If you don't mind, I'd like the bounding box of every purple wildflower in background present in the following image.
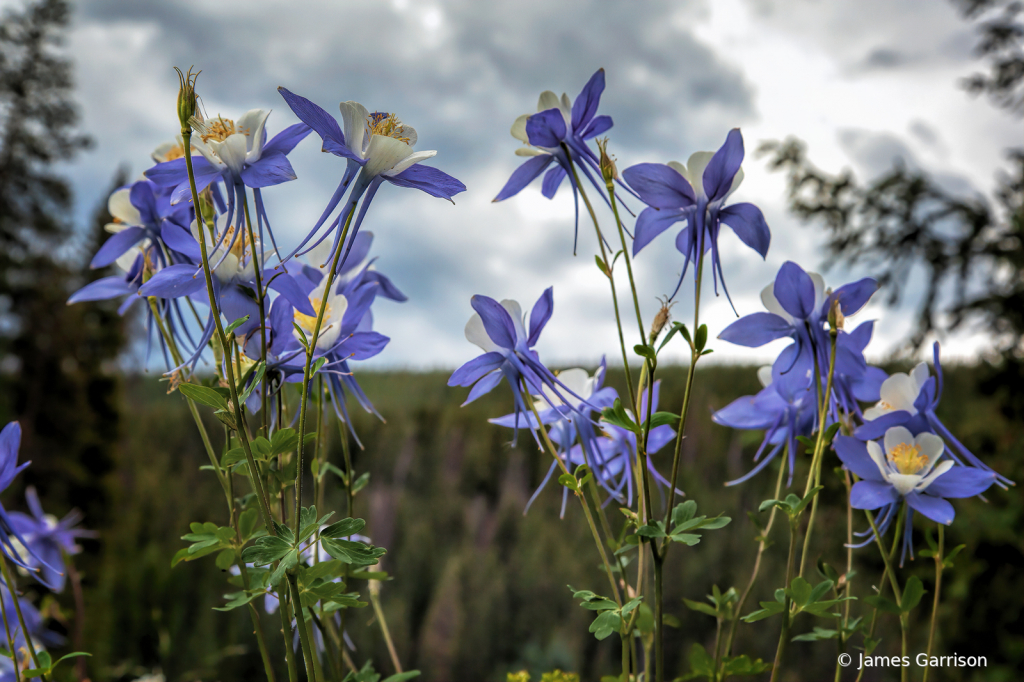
[622,129,770,302]
[0,423,57,577]
[9,487,94,592]
[835,426,997,564]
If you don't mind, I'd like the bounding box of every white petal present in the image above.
[236,109,271,161]
[537,90,560,112]
[500,299,526,341]
[883,426,915,456]
[863,404,887,421]
[108,188,141,226]
[917,459,954,492]
[400,122,418,148]
[557,368,592,398]
[685,151,715,198]
[105,222,126,234]
[339,101,370,158]
[314,292,349,351]
[878,373,920,414]
[191,136,223,168]
[514,147,546,157]
[511,114,529,143]
[363,135,414,177]
[915,432,945,472]
[115,246,142,273]
[725,166,745,198]
[212,134,249,176]
[757,365,773,388]
[760,283,794,323]
[386,149,436,176]
[305,239,335,270]
[151,141,176,163]
[866,440,890,478]
[465,313,499,353]
[888,473,921,497]
[911,362,931,390]
[666,161,687,177]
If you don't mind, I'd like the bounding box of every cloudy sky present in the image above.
[47,0,1020,370]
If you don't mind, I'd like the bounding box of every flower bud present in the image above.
[175,66,200,132]
[596,137,618,184]
[828,297,845,333]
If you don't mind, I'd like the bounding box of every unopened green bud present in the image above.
[175,66,200,132]
[596,137,618,184]
[827,296,844,333]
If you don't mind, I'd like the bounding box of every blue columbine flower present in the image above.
[448,288,593,445]
[8,487,94,593]
[493,69,623,253]
[835,426,997,564]
[145,110,311,257]
[713,366,818,487]
[855,342,1013,488]
[621,129,770,302]
[88,179,190,270]
[0,423,58,577]
[718,261,878,402]
[277,88,466,270]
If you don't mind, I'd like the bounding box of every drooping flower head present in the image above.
[448,288,594,446]
[277,88,465,271]
[855,342,1013,488]
[835,426,997,564]
[622,129,770,304]
[494,69,627,253]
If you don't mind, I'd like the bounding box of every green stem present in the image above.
[723,457,787,663]
[798,329,839,578]
[288,574,319,682]
[0,560,45,681]
[769,519,799,682]
[605,173,647,346]
[369,578,404,674]
[0,579,21,682]
[181,130,276,537]
[526,391,623,607]
[294,199,358,533]
[279,593,299,682]
[240,189,270,435]
[565,150,638,413]
[866,507,908,682]
[923,524,944,682]
[654,556,665,682]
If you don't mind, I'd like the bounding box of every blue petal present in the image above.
[541,166,566,199]
[161,222,201,261]
[337,331,389,361]
[462,370,503,406]
[773,261,816,320]
[850,480,899,510]
[138,263,205,299]
[387,164,467,201]
[129,180,159,225]
[719,202,770,258]
[571,68,605,131]
[719,312,793,347]
[268,272,316,316]
[827,278,877,317]
[241,152,297,188]
[834,436,885,481]
[527,287,554,346]
[170,164,220,204]
[525,108,567,148]
[702,128,744,201]
[712,393,779,430]
[144,157,187,187]
[925,466,996,498]
[493,155,553,202]
[621,163,695,209]
[632,207,685,255]
[905,492,955,525]
[0,422,22,485]
[471,295,518,348]
[67,277,133,304]
[448,352,506,387]
[277,87,357,160]
[90,226,145,268]
[263,122,312,156]
[854,411,911,440]
[580,115,612,140]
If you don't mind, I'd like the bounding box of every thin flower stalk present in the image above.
[923,524,944,682]
[240,191,271,432]
[768,516,799,682]
[287,574,319,682]
[0,559,45,682]
[867,505,909,682]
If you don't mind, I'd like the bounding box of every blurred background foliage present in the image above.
[0,0,1020,681]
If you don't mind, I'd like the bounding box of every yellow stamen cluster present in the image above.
[201,116,237,143]
[878,400,894,411]
[219,225,250,260]
[163,143,186,161]
[294,296,331,335]
[888,442,928,475]
[367,112,411,143]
